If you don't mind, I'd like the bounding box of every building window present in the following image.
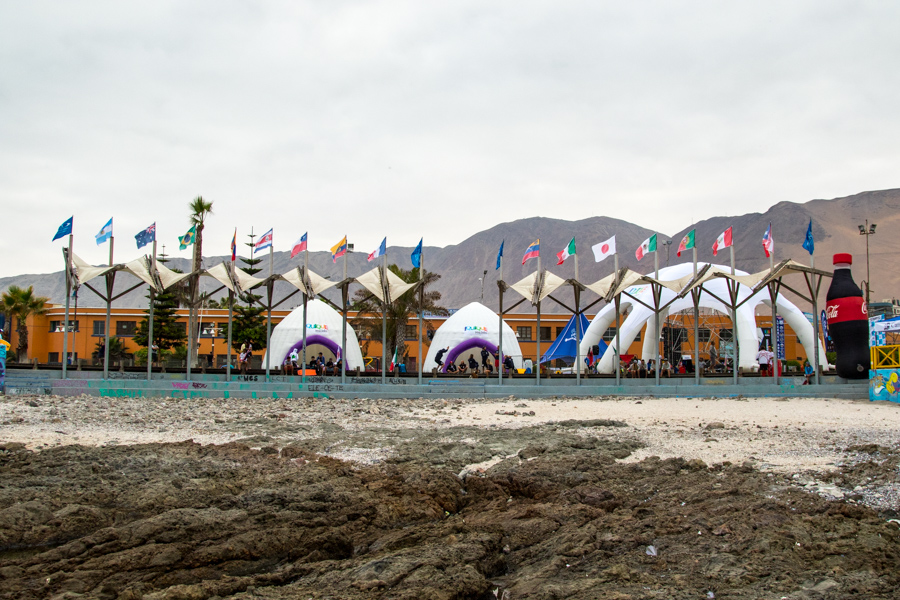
[50,320,79,332]
[555,326,565,339]
[200,323,220,337]
[93,321,105,336]
[48,352,59,363]
[405,325,417,339]
[719,329,734,341]
[698,328,711,343]
[540,327,552,342]
[218,322,229,337]
[116,321,137,337]
[516,326,532,340]
[602,327,617,342]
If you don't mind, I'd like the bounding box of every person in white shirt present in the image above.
[756,346,770,376]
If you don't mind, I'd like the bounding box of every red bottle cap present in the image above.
[833,253,853,266]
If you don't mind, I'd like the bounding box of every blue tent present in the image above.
[539,313,605,364]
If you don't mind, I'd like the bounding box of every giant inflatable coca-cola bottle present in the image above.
[825,253,870,379]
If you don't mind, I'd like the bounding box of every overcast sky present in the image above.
[2,1,898,277]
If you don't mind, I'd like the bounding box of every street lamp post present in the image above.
[479,269,487,303]
[858,220,877,310]
[662,240,673,267]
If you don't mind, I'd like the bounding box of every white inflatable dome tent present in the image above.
[579,262,828,374]
[263,298,365,370]
[422,302,525,373]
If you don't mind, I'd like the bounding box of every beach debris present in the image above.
[646,545,657,556]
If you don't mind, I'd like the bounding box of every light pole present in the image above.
[662,240,673,267]
[858,220,876,310]
[479,269,487,303]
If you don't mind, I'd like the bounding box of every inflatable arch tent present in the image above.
[579,262,828,374]
[422,302,525,373]
[264,298,365,370]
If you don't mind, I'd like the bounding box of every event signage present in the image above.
[775,316,785,360]
[307,324,328,331]
[464,326,487,332]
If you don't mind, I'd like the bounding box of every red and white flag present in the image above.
[290,232,307,259]
[591,235,616,263]
[762,223,774,258]
[712,227,733,256]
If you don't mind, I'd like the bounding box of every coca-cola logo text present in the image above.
[826,305,839,319]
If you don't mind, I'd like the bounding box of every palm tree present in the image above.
[187,196,213,366]
[0,285,50,362]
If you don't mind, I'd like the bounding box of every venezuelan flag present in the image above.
[522,239,540,265]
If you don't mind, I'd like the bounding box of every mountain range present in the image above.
[3,188,898,314]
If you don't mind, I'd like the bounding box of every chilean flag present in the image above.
[290,232,308,258]
[762,223,774,258]
[254,228,273,254]
[522,239,540,265]
[712,227,733,256]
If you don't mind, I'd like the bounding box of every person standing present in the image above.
[480,346,490,373]
[756,345,770,376]
[435,346,449,369]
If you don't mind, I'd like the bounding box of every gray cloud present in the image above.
[1,0,898,276]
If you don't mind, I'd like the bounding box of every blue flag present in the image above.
[802,219,814,255]
[95,218,113,245]
[496,240,504,270]
[52,216,73,241]
[135,223,156,249]
[411,238,423,269]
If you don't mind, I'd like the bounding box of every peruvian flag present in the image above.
[591,235,616,263]
[635,233,657,261]
[712,227,733,256]
[556,237,576,265]
[762,223,774,258]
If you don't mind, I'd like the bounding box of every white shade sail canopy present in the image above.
[263,298,364,370]
[422,302,524,373]
[579,262,828,373]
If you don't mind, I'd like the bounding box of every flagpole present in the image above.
[301,248,308,384]
[382,252,387,385]
[62,232,73,378]
[693,246,700,386]
[654,242,660,384]
[730,244,738,385]
[265,242,273,382]
[341,236,348,382]
[498,249,503,387]
[417,241,423,386]
[103,233,114,379]
[769,231,779,385]
[148,238,157,381]
[574,250,580,386]
[226,252,233,381]
[614,252,620,386]
[536,252,541,387]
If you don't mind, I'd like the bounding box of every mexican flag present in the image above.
[712,227,733,256]
[676,229,695,257]
[635,233,657,261]
[389,346,399,371]
[556,237,576,265]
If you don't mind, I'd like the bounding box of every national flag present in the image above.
[290,232,307,259]
[676,229,695,257]
[411,238,423,268]
[802,219,814,255]
[135,223,156,249]
[762,223,774,258]
[331,236,348,263]
[52,216,73,241]
[522,239,540,265]
[556,237,576,265]
[390,346,400,371]
[635,234,657,261]
[712,227,733,256]
[591,235,616,263]
[368,237,387,262]
[178,225,196,250]
[254,228,273,254]
[95,218,113,245]
[231,229,237,261]
[495,240,504,270]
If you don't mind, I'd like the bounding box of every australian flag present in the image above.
[135,223,156,249]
